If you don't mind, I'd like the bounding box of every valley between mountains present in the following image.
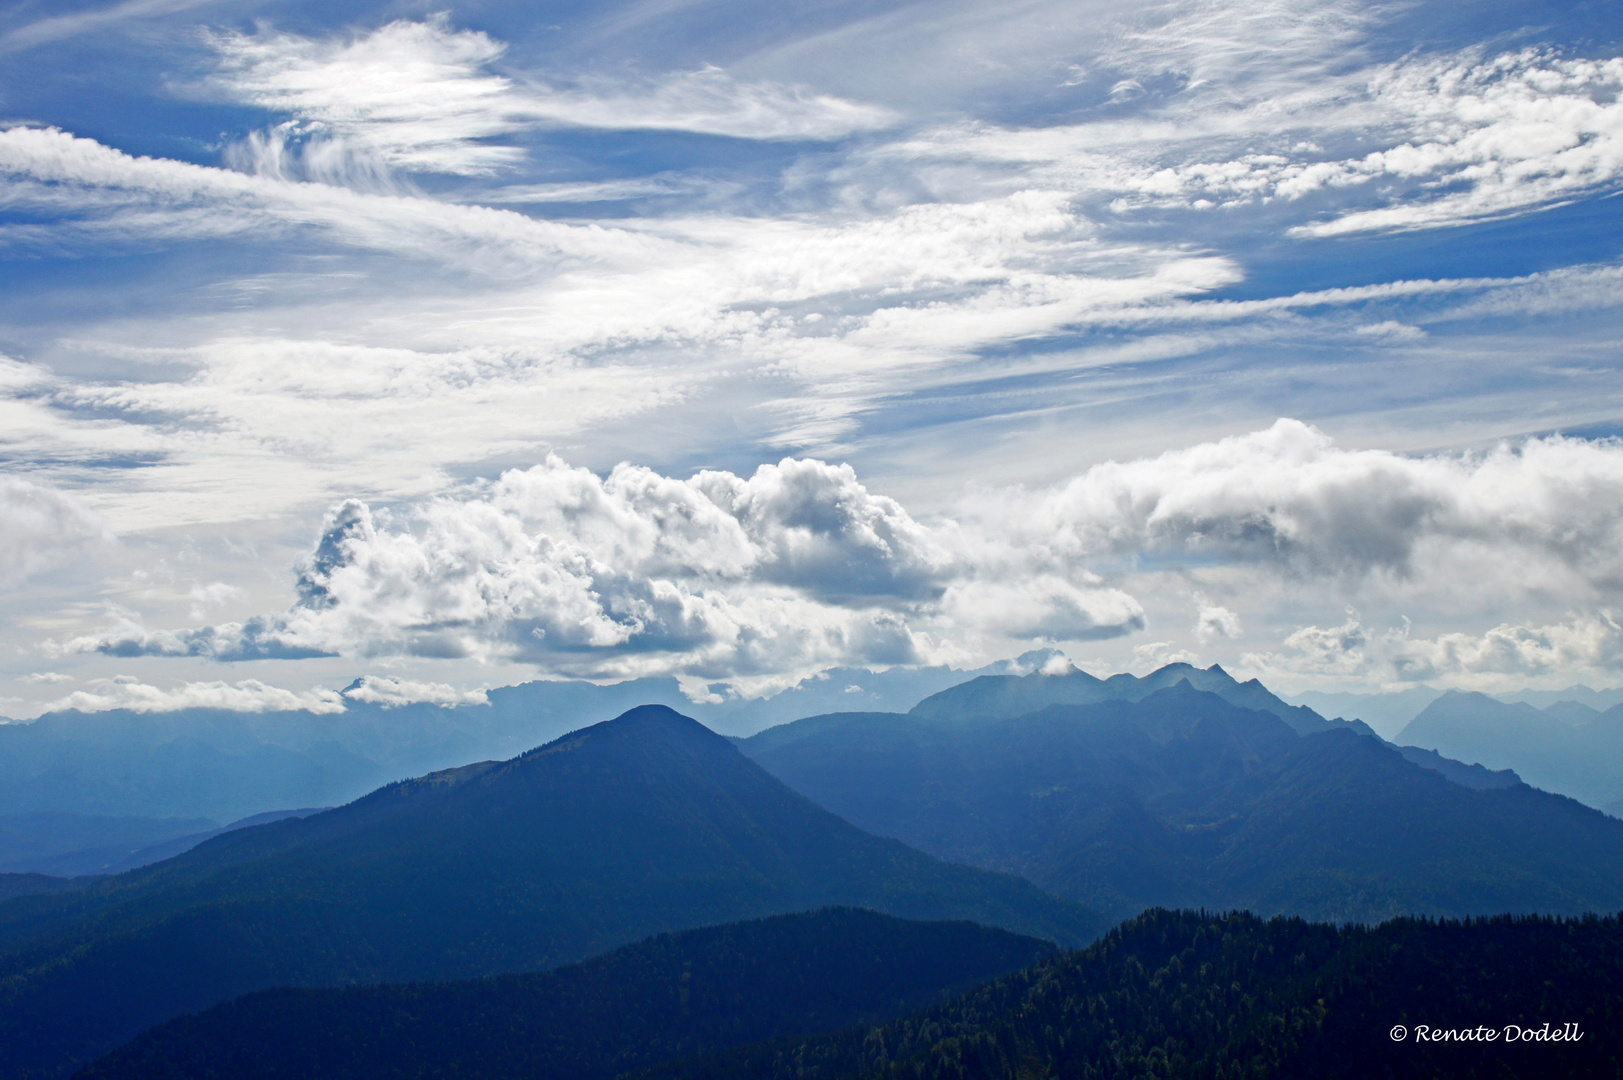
[2,663,1619,1079]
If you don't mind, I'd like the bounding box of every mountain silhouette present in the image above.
[740,683,1623,920]
[77,908,1054,1080]
[0,705,1098,1080]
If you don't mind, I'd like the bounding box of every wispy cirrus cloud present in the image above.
[0,0,222,55]
[877,47,1623,236]
[206,17,897,184]
[0,124,662,268]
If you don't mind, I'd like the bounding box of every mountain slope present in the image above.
[78,908,1053,1080]
[642,909,1623,1080]
[1399,690,1623,808]
[738,684,1623,920]
[0,705,1099,1080]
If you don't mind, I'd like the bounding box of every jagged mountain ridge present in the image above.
[739,682,1623,921]
[0,705,1098,1080]
[906,660,1354,736]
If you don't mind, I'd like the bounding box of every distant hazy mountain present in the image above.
[1398,690,1623,809]
[0,812,214,876]
[1497,685,1623,712]
[0,705,1098,1080]
[79,908,1052,1080]
[644,909,1623,1080]
[739,682,1623,921]
[1285,685,1623,741]
[0,660,1021,826]
[1285,686,1446,739]
[0,808,324,877]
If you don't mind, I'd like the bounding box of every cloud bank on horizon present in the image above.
[0,0,1620,714]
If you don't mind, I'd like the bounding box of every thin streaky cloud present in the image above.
[0,0,223,54]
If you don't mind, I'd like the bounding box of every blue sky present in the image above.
[2,0,1623,716]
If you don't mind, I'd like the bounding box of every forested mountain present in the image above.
[642,909,1622,1080]
[739,683,1623,920]
[1399,690,1623,809]
[77,908,1052,1080]
[0,706,1098,1080]
[0,874,85,902]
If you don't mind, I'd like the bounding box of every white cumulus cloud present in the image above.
[61,454,1142,691]
[1000,419,1623,587]
[45,422,1623,693]
[339,675,489,708]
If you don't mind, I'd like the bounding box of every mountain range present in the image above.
[4,657,1616,874]
[7,662,1623,1078]
[0,658,1026,863]
[739,669,1623,921]
[0,705,1098,1080]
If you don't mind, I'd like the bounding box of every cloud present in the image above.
[0,124,662,270]
[52,421,1623,691]
[1195,602,1242,642]
[1132,640,1199,670]
[210,18,527,179]
[885,45,1623,236]
[339,676,488,708]
[1291,50,1623,235]
[188,581,243,620]
[62,454,1141,691]
[514,65,898,141]
[0,0,220,55]
[938,577,1145,641]
[1002,419,1623,587]
[206,17,895,182]
[0,475,111,586]
[45,676,345,715]
[1244,610,1623,688]
[0,127,1250,530]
